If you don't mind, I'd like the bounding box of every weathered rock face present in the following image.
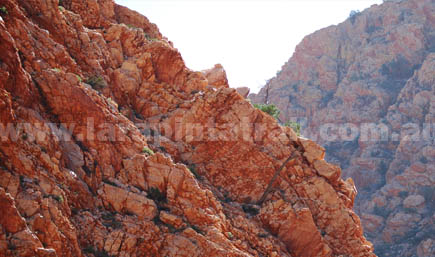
[250,0,434,256]
[0,0,375,256]
[201,64,229,89]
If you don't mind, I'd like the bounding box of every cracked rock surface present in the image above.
[0,0,375,256]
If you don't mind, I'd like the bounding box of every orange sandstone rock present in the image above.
[0,0,376,256]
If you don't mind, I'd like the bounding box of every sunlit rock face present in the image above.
[0,0,377,256]
[250,0,434,255]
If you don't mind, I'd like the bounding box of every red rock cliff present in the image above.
[250,0,434,256]
[0,0,375,256]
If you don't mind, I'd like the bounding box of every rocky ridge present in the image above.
[0,0,375,256]
[250,0,434,256]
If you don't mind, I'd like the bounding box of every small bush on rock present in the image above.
[253,104,280,120]
[85,75,106,90]
[285,121,301,136]
[142,146,154,155]
[0,6,8,15]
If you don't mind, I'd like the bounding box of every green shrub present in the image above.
[285,121,301,136]
[144,33,159,42]
[107,97,117,107]
[142,146,154,155]
[51,194,64,203]
[0,6,8,15]
[253,104,280,120]
[85,75,106,90]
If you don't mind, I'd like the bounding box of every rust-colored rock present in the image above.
[0,188,26,234]
[0,0,375,256]
[313,159,341,184]
[202,63,229,88]
[300,138,325,164]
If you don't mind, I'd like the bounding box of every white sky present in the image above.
[115,0,382,93]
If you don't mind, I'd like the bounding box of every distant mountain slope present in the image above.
[250,0,434,256]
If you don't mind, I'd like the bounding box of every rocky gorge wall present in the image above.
[250,0,434,256]
[0,0,376,256]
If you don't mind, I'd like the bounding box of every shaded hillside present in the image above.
[250,0,434,256]
[0,0,376,256]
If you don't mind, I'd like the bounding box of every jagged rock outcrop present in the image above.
[236,87,250,99]
[201,64,229,89]
[0,0,375,256]
[250,0,434,256]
